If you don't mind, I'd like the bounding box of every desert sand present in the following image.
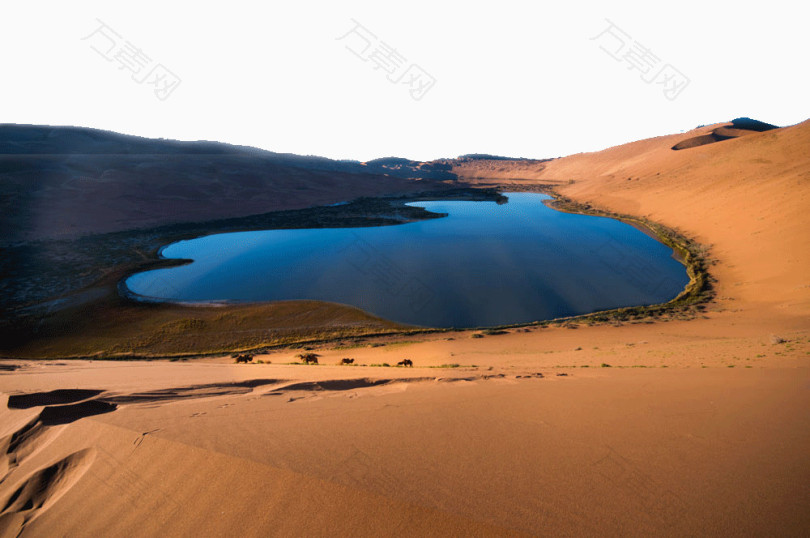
[1,119,809,536]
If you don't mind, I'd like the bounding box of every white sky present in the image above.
[2,1,807,162]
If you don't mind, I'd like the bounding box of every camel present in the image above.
[298,353,319,365]
[340,358,355,365]
[397,359,413,367]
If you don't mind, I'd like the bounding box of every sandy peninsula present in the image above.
[1,119,809,536]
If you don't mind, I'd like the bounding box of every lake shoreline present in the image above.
[123,189,701,330]
[1,188,497,358]
[3,185,712,359]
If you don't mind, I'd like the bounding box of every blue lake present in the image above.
[124,193,689,328]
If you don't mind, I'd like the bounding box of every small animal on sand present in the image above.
[233,354,254,364]
[298,353,319,365]
[397,359,413,367]
[340,358,355,365]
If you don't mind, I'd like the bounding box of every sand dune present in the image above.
[1,360,808,536]
[454,118,810,326]
[1,118,809,535]
[670,117,778,150]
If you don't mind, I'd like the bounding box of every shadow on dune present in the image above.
[269,374,501,394]
[38,401,117,426]
[273,378,419,393]
[7,389,105,409]
[672,117,778,150]
[102,379,280,405]
[0,448,95,534]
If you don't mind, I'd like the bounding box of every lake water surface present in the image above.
[124,193,689,328]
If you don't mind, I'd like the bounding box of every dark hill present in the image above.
[0,124,458,242]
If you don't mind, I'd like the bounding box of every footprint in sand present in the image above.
[190,412,207,418]
[133,429,161,448]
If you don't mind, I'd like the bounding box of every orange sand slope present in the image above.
[1,360,808,536]
[549,119,810,325]
[457,119,810,327]
[2,119,809,536]
[671,117,778,150]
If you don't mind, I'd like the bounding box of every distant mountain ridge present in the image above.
[0,124,471,242]
[0,124,459,180]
